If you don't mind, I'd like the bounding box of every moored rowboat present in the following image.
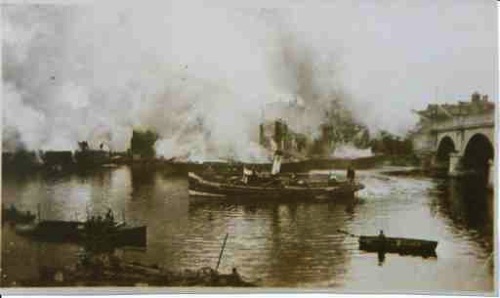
[2,206,36,225]
[16,220,146,247]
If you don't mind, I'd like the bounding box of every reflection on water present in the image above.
[433,177,493,240]
[377,251,386,267]
[1,166,494,292]
[185,199,351,286]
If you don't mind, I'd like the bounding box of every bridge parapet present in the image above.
[430,112,494,132]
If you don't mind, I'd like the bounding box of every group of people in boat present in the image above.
[242,166,262,184]
[238,165,357,186]
[85,209,117,232]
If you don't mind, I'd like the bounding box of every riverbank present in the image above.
[3,153,420,177]
[12,257,256,287]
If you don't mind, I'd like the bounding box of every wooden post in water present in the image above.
[215,233,229,272]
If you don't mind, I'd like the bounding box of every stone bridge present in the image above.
[412,96,495,188]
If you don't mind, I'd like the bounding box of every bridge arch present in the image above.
[462,133,494,178]
[435,136,456,168]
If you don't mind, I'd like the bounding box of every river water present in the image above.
[1,165,495,293]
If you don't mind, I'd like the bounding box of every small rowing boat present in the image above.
[359,236,437,256]
[338,229,438,257]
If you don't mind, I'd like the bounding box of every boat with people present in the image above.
[15,211,146,247]
[188,172,363,200]
[188,151,364,200]
[358,235,438,256]
[338,229,438,257]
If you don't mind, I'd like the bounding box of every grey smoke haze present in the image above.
[2,1,496,161]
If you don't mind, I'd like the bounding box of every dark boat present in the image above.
[15,220,146,247]
[188,172,364,200]
[2,206,36,225]
[359,235,438,256]
[188,150,364,200]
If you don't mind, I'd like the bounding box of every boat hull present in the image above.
[188,172,363,200]
[15,220,147,247]
[2,208,36,225]
[359,236,438,256]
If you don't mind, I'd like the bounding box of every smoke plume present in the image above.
[2,3,357,162]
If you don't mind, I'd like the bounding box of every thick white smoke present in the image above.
[332,144,373,159]
[2,3,355,162]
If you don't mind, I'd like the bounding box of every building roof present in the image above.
[415,93,494,121]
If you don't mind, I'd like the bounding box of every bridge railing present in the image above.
[430,113,494,132]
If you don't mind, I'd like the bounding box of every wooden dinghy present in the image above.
[359,236,438,257]
[338,229,437,257]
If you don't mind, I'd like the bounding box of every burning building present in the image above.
[258,99,311,160]
[259,120,308,158]
[258,97,370,160]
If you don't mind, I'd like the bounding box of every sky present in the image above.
[2,0,497,160]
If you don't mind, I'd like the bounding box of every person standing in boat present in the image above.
[378,230,386,250]
[105,208,114,227]
[378,230,386,239]
[347,165,355,183]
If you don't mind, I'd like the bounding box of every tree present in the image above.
[369,130,413,156]
[130,129,158,158]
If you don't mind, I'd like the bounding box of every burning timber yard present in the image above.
[1,2,497,295]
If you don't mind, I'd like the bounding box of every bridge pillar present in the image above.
[418,152,434,171]
[448,153,462,177]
